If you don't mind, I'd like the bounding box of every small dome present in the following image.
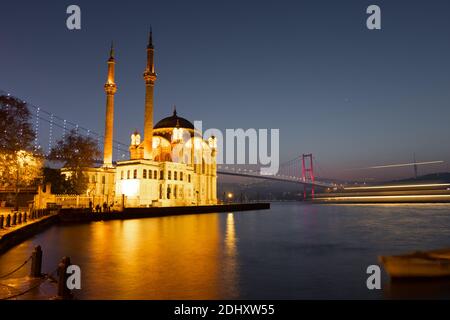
[154,108,194,130]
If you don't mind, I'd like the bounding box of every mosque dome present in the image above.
[153,108,194,130]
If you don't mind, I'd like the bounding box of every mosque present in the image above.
[77,32,218,208]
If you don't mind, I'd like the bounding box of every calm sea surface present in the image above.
[2,202,450,299]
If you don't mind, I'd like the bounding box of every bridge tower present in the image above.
[301,154,315,199]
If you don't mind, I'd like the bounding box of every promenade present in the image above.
[0,210,58,254]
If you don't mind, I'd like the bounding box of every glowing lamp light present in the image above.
[227,192,233,199]
[121,180,139,197]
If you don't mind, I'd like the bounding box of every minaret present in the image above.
[103,42,117,167]
[143,28,157,160]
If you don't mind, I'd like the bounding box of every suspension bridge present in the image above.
[217,155,334,198]
[1,90,334,197]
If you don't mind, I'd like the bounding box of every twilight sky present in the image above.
[1,0,450,181]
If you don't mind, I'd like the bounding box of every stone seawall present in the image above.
[59,203,271,223]
[0,214,59,254]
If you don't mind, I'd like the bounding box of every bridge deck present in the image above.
[217,170,331,188]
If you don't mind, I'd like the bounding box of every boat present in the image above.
[379,248,450,279]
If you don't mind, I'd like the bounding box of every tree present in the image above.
[0,94,42,209]
[42,167,72,194]
[0,94,35,153]
[48,129,101,194]
[0,151,43,187]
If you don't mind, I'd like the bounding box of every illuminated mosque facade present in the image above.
[80,32,217,207]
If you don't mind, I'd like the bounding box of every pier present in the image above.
[0,246,75,300]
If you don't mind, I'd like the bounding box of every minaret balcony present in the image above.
[104,83,117,94]
[143,72,157,84]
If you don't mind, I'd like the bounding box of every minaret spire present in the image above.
[103,42,117,167]
[109,41,114,60]
[143,28,157,160]
[148,26,153,49]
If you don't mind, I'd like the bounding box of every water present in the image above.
[2,202,450,299]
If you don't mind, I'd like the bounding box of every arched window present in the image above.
[127,170,130,179]
[180,172,183,181]
[160,170,164,180]
[133,169,137,179]
[154,170,157,179]
[120,171,124,180]
[168,171,171,180]
[174,171,177,180]
[143,169,147,179]
[202,159,206,174]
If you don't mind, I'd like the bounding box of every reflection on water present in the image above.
[2,203,450,299]
[224,213,239,298]
[0,213,239,299]
[225,213,236,255]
